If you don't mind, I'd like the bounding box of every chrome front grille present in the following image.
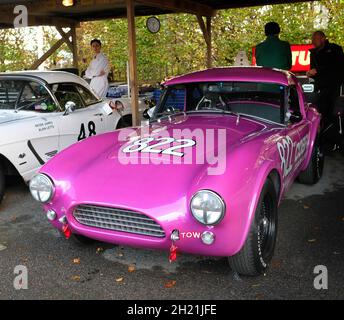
[73,204,165,238]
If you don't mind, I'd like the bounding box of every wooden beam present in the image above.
[126,0,140,127]
[206,16,212,69]
[56,26,74,52]
[197,15,212,68]
[136,0,215,17]
[56,26,79,71]
[0,9,78,29]
[30,30,72,70]
[71,26,79,71]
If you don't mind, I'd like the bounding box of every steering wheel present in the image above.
[16,97,49,111]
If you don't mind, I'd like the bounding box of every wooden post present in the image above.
[71,25,79,71]
[126,0,140,127]
[206,16,212,69]
[197,15,212,69]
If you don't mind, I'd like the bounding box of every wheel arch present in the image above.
[0,153,20,176]
[267,169,282,202]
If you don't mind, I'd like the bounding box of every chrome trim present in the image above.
[190,189,226,226]
[73,204,165,238]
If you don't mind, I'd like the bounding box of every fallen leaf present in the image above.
[308,239,316,243]
[96,247,104,254]
[116,277,124,282]
[303,205,310,210]
[255,293,264,300]
[118,253,124,257]
[271,259,282,269]
[0,244,7,251]
[73,258,81,265]
[164,280,177,288]
[71,275,81,281]
[252,284,260,288]
[128,265,135,273]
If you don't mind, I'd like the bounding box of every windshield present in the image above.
[0,79,58,112]
[155,81,286,124]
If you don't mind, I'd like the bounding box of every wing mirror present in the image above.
[64,101,76,115]
[143,106,156,120]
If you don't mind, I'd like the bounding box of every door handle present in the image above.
[93,113,103,117]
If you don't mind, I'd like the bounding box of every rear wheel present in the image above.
[298,137,324,185]
[0,163,5,204]
[228,179,278,276]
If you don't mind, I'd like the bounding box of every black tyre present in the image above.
[0,163,5,204]
[116,115,133,129]
[298,137,324,185]
[228,178,278,276]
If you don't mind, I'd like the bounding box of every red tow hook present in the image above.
[169,244,178,263]
[169,230,180,263]
[59,216,71,239]
[62,224,72,239]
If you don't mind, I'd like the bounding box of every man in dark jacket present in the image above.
[307,31,344,126]
[256,22,292,70]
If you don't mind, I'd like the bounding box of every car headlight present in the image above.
[190,190,225,225]
[29,174,55,203]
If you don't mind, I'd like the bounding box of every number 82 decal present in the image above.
[122,137,196,157]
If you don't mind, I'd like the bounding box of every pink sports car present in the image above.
[30,67,324,276]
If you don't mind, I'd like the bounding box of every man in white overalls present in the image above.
[85,39,110,98]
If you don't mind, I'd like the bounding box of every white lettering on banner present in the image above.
[292,50,311,67]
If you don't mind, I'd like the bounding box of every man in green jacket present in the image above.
[256,22,292,71]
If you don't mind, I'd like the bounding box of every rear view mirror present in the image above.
[64,101,76,115]
[302,84,314,93]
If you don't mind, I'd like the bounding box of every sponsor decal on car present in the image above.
[277,134,308,178]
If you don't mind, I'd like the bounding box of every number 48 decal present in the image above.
[122,137,196,157]
[78,121,97,141]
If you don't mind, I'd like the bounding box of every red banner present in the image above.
[252,44,314,73]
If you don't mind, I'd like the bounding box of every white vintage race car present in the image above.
[0,71,132,203]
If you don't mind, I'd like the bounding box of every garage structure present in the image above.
[0,0,316,126]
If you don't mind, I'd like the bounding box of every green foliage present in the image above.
[0,29,37,72]
[0,0,343,82]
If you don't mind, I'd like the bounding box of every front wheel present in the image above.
[298,137,324,185]
[228,178,278,276]
[0,163,5,204]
